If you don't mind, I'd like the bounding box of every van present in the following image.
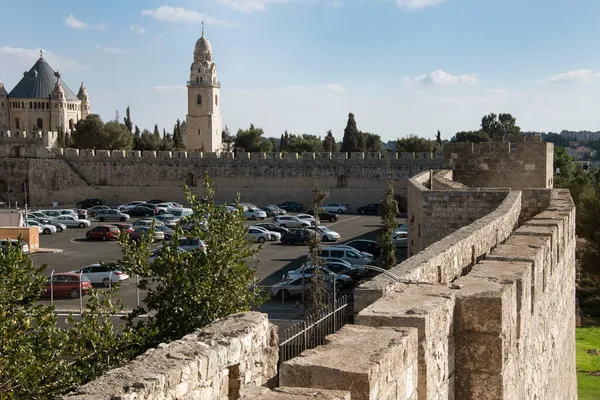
[167,207,193,218]
[319,246,373,266]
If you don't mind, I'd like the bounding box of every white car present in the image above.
[394,223,408,234]
[155,202,180,214]
[252,226,281,241]
[26,219,57,235]
[393,231,408,248]
[273,215,310,229]
[306,226,340,242]
[51,215,91,228]
[72,264,129,287]
[297,214,316,225]
[244,208,267,220]
[321,203,349,214]
[246,227,269,243]
[118,201,146,212]
[133,218,165,228]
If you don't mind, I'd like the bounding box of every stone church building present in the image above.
[186,27,223,152]
[0,51,90,135]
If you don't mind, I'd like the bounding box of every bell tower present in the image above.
[185,23,223,151]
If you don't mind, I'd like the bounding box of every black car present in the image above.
[127,205,157,217]
[278,201,303,212]
[281,230,311,245]
[344,239,380,257]
[307,209,338,223]
[154,225,175,240]
[77,198,104,209]
[357,203,381,215]
[260,206,280,217]
[253,223,289,235]
[146,199,166,205]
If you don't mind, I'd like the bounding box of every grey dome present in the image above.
[195,35,212,54]
[8,57,78,100]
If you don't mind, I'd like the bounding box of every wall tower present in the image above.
[77,82,90,120]
[0,80,8,133]
[185,25,222,151]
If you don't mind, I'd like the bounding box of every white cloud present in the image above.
[394,0,447,10]
[96,45,139,54]
[130,24,146,34]
[153,85,187,92]
[403,69,478,86]
[141,6,236,27]
[543,69,600,84]
[0,46,85,71]
[64,14,104,30]
[217,0,300,12]
[286,84,345,92]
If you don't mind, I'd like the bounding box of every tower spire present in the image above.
[202,21,204,37]
[40,49,43,58]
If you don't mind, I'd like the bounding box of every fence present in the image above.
[278,295,352,366]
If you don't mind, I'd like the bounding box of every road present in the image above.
[32,212,408,319]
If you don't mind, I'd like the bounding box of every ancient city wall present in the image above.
[61,312,279,400]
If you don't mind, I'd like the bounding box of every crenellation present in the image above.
[111,150,126,158]
[251,152,266,159]
[333,152,347,159]
[156,151,172,158]
[222,152,234,159]
[204,152,219,159]
[301,152,315,160]
[284,152,298,160]
[95,150,110,158]
[350,152,364,159]
[189,151,203,159]
[400,152,416,160]
[141,150,156,158]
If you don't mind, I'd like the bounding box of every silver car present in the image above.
[51,215,91,228]
[96,209,130,222]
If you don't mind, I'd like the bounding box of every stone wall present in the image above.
[407,170,510,256]
[61,312,278,400]
[444,137,553,190]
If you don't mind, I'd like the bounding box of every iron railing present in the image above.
[278,295,352,366]
[186,81,221,88]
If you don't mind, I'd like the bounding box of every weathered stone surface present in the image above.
[240,386,351,399]
[280,325,419,400]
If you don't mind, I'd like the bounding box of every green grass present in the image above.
[577,326,600,399]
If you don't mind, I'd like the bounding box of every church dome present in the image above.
[8,55,78,100]
[195,35,212,54]
[77,82,89,101]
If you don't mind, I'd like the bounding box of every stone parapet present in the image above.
[240,386,351,399]
[61,312,278,400]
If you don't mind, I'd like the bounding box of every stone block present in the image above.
[142,150,156,158]
[350,152,364,160]
[302,152,315,160]
[156,151,172,159]
[204,152,219,159]
[172,151,188,159]
[111,150,126,158]
[95,150,110,158]
[240,386,351,399]
[514,224,558,274]
[356,285,456,400]
[333,152,347,159]
[280,324,418,400]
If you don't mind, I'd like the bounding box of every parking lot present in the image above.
[32,212,408,318]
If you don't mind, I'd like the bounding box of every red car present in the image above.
[111,223,134,234]
[44,272,92,299]
[86,225,120,241]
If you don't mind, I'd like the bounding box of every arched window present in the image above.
[336,174,348,188]
[215,94,218,106]
[196,77,199,82]
[185,172,197,187]
[37,118,43,130]
[69,119,74,131]
[200,77,203,83]
[197,94,202,105]
[21,101,24,108]
[34,102,37,110]
[14,118,20,130]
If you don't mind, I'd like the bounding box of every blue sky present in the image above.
[1,0,600,142]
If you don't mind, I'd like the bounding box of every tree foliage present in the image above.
[173,119,185,150]
[124,106,133,133]
[340,113,366,152]
[234,124,273,152]
[306,187,329,313]
[378,180,398,270]
[554,146,576,186]
[323,130,336,152]
[396,134,441,153]
[364,132,382,152]
[480,112,521,138]
[221,125,234,152]
[72,114,133,150]
[119,174,266,343]
[285,133,323,153]
[452,130,491,143]
[436,130,442,146]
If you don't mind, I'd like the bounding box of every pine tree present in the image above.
[436,130,442,146]
[173,119,185,150]
[124,106,133,133]
[378,179,398,270]
[323,130,336,152]
[279,134,285,152]
[340,113,365,152]
[305,186,330,313]
[133,125,142,150]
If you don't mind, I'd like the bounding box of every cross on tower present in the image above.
[202,21,204,37]
[40,49,43,58]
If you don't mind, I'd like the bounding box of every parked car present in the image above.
[117,201,146,212]
[96,209,130,222]
[39,209,77,219]
[133,218,165,228]
[271,277,309,298]
[321,203,348,214]
[285,265,353,288]
[306,226,340,242]
[344,239,381,258]
[28,211,50,220]
[51,215,91,228]
[277,201,303,212]
[273,215,310,229]
[87,205,111,217]
[228,203,249,212]
[146,199,166,205]
[395,223,408,233]
[392,231,408,248]
[86,225,120,241]
[30,217,67,233]
[76,198,104,209]
[126,205,157,217]
[72,263,129,287]
[149,247,187,264]
[329,244,373,259]
[319,246,373,266]
[297,214,316,225]
[243,208,267,220]
[357,203,381,215]
[280,229,312,245]
[155,214,181,228]
[260,205,281,217]
[246,227,269,243]
[176,237,207,252]
[253,223,289,235]
[130,227,165,242]
[111,223,134,234]
[251,226,281,241]
[76,209,88,220]
[154,224,175,240]
[167,207,193,218]
[307,209,338,222]
[43,272,92,299]
[26,219,57,235]
[0,239,29,254]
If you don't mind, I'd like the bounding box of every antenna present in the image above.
[202,21,205,37]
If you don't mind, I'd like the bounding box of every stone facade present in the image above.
[58,139,577,399]
[186,29,223,152]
